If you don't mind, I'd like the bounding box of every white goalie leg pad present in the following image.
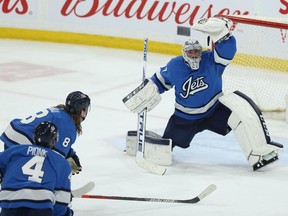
[192,17,233,43]
[122,79,161,113]
[144,132,172,166]
[126,130,163,156]
[126,130,172,166]
[219,92,282,167]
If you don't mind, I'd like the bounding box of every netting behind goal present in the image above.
[220,15,288,118]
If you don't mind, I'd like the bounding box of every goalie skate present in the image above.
[253,152,279,171]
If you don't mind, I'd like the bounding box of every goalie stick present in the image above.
[72,181,95,198]
[135,38,166,175]
[80,184,216,203]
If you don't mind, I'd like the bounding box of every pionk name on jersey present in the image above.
[27,146,48,157]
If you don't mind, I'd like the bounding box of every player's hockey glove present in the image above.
[66,149,82,175]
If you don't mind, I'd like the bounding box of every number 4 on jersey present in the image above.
[22,156,45,183]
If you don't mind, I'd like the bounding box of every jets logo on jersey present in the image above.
[180,76,208,98]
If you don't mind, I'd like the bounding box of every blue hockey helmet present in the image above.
[34,121,59,149]
[65,91,91,115]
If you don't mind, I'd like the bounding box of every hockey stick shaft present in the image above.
[81,184,216,203]
[136,38,148,156]
[135,38,166,175]
[142,38,148,81]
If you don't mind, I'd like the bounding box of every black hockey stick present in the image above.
[80,184,216,203]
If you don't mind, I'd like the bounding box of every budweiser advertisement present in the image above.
[0,0,287,44]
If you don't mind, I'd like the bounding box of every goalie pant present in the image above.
[219,91,283,170]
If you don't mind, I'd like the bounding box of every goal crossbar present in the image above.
[216,15,288,29]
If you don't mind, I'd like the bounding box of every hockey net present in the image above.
[220,15,288,119]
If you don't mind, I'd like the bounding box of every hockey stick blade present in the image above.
[136,157,167,175]
[72,181,95,198]
[81,184,216,204]
[191,183,217,203]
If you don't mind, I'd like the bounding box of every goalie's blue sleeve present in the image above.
[151,36,236,120]
[0,145,71,216]
[0,108,77,157]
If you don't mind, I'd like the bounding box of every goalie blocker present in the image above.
[126,130,172,166]
[122,78,161,113]
[219,91,283,171]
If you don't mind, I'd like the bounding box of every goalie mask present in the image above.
[182,39,202,71]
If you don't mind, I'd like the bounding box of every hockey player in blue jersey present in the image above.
[0,91,91,176]
[0,121,73,216]
[123,17,283,170]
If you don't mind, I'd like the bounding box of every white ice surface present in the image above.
[0,39,287,216]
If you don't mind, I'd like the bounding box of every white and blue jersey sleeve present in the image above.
[151,36,236,120]
[0,108,77,157]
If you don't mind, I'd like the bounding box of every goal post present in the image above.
[216,15,288,119]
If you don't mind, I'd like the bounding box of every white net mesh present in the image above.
[222,15,288,115]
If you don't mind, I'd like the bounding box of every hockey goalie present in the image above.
[123,16,283,170]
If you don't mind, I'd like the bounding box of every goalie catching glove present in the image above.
[66,149,82,175]
[192,17,233,44]
[122,78,161,113]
